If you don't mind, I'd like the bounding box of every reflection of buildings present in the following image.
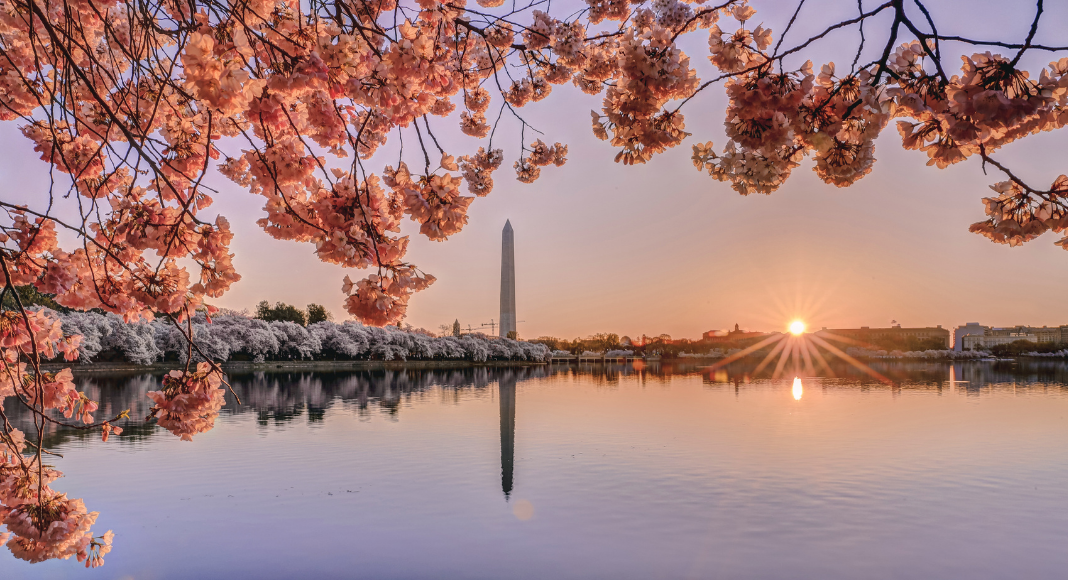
[499,374,516,498]
[696,358,1068,393]
[949,361,1068,390]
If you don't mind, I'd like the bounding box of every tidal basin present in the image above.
[3,362,1068,579]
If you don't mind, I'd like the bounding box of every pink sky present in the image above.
[2,0,1065,340]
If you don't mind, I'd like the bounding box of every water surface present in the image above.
[3,361,1068,579]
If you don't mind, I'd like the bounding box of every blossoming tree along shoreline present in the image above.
[1,0,1067,568]
[58,309,550,364]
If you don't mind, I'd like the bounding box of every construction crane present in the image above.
[479,319,526,336]
[452,320,527,336]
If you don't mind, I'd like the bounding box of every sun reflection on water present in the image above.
[792,376,803,400]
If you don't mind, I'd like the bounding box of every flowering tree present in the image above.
[1,0,1067,567]
[50,310,550,362]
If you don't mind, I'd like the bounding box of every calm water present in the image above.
[4,361,1068,579]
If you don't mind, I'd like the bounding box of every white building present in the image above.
[954,322,1068,351]
[953,323,988,351]
[961,333,1038,351]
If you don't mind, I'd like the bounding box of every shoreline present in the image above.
[44,360,549,374]
[40,355,1064,374]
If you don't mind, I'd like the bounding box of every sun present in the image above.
[789,320,806,336]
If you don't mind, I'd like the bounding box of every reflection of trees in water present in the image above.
[553,363,670,387]
[232,368,502,423]
[17,361,1068,446]
[20,372,165,449]
[8,367,556,443]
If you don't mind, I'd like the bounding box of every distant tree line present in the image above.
[254,301,333,326]
[530,333,625,355]
[531,331,954,359]
[988,340,1068,357]
[530,333,744,358]
[1,284,72,313]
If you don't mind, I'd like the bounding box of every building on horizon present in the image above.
[814,325,950,350]
[703,324,770,344]
[953,323,987,351]
[953,323,1068,351]
[962,332,1038,351]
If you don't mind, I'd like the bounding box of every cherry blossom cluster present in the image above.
[682,7,1068,256]
[3,494,113,567]
[691,8,895,194]
[146,363,227,441]
[590,13,703,165]
[891,48,1068,170]
[0,309,116,566]
[514,140,567,183]
[886,47,1068,248]
[969,176,1068,248]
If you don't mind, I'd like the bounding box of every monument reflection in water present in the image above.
[499,374,516,498]
[5,360,1068,579]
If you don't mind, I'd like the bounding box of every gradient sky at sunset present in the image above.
[3,0,1065,339]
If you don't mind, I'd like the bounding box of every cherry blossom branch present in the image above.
[773,1,895,61]
[160,311,242,404]
[923,35,1067,52]
[1010,0,1044,67]
[979,146,1060,198]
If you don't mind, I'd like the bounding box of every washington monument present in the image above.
[499,220,516,339]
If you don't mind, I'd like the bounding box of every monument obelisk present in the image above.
[499,220,516,339]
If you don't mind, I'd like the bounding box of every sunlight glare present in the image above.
[792,376,803,400]
[789,320,806,336]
